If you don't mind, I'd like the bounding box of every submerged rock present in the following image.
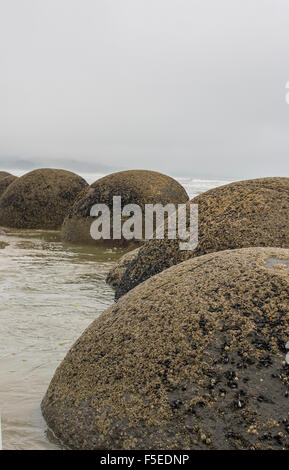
[0,175,18,198]
[42,247,289,450]
[0,168,88,229]
[61,170,188,246]
[116,177,289,298]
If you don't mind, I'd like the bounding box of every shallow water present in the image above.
[0,230,121,449]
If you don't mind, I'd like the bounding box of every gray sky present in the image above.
[0,0,289,179]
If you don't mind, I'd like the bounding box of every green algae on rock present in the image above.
[42,247,289,450]
[0,168,88,229]
[0,174,18,198]
[116,177,289,299]
[61,170,189,246]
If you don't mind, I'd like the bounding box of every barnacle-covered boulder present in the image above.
[0,174,18,197]
[42,247,289,450]
[62,170,189,246]
[106,247,141,289]
[0,168,88,229]
[116,177,289,298]
[0,171,12,179]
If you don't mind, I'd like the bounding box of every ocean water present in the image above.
[0,175,232,450]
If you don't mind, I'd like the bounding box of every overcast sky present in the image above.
[0,0,288,179]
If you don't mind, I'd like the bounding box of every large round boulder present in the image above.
[106,247,141,289]
[61,170,188,246]
[0,174,18,197]
[0,168,88,229]
[116,177,289,298]
[42,247,289,450]
[0,171,12,179]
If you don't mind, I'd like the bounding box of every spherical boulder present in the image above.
[61,170,188,246]
[116,177,289,298]
[106,247,141,289]
[42,247,289,450]
[0,171,12,180]
[0,168,88,229]
[0,174,18,198]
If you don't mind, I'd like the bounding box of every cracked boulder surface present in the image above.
[61,170,189,246]
[42,247,289,450]
[116,177,289,299]
[0,168,88,229]
[0,174,18,198]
